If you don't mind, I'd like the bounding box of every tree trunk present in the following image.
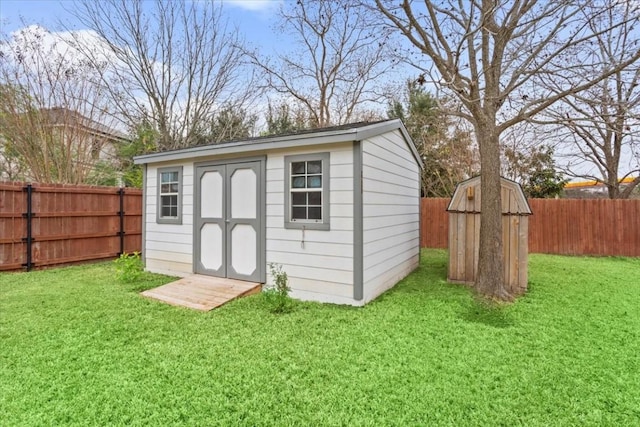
[475,124,511,301]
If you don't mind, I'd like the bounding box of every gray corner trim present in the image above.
[284,152,330,231]
[417,165,422,265]
[141,164,147,265]
[353,141,364,301]
[156,166,183,224]
[258,158,267,283]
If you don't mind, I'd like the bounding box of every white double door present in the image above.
[195,160,263,282]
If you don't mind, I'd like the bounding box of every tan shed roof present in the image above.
[447,176,532,215]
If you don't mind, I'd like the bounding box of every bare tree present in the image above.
[375,0,640,300]
[248,0,393,128]
[388,81,478,197]
[68,0,255,150]
[534,2,640,198]
[263,100,312,135]
[0,25,120,184]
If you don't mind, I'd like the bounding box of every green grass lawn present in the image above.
[1,250,639,426]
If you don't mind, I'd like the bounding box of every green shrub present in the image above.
[114,252,144,283]
[264,263,293,313]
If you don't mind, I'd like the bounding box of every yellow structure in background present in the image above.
[564,176,637,189]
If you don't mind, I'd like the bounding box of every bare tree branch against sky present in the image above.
[375,0,640,300]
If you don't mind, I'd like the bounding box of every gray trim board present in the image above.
[353,140,363,301]
[258,157,266,283]
[284,152,330,231]
[194,155,267,168]
[156,166,183,224]
[134,119,423,169]
[417,162,421,267]
[141,163,147,266]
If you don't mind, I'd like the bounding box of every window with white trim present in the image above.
[284,153,329,230]
[157,167,182,224]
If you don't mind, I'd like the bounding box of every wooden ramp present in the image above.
[141,275,262,311]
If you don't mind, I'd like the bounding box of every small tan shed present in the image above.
[446,176,532,296]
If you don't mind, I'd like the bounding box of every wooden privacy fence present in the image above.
[421,198,640,257]
[0,182,142,272]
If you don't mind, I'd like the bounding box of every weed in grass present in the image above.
[263,263,294,314]
[113,252,143,283]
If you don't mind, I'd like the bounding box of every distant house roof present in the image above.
[40,107,129,142]
[134,119,423,167]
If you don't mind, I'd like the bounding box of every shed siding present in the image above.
[144,162,194,276]
[362,131,420,302]
[265,143,355,304]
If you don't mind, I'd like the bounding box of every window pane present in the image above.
[307,161,322,174]
[307,175,322,188]
[161,183,171,193]
[308,191,321,205]
[169,183,179,193]
[292,162,306,174]
[292,192,307,205]
[292,207,307,220]
[161,171,178,183]
[160,195,178,218]
[292,176,306,188]
[308,207,321,220]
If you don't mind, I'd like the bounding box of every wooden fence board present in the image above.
[420,198,449,249]
[0,182,142,272]
[422,197,640,257]
[4,188,638,273]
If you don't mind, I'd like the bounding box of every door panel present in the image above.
[200,223,223,271]
[195,160,262,282]
[230,167,257,219]
[230,224,257,276]
[200,171,223,218]
[226,162,260,282]
[195,166,226,276]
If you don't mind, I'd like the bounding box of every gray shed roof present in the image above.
[134,119,422,168]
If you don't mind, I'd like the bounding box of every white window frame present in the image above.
[284,152,330,230]
[157,166,183,224]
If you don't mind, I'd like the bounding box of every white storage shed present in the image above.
[134,119,423,306]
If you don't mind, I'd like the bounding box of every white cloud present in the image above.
[223,0,281,12]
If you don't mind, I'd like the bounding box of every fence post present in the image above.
[118,187,125,256]
[22,183,34,271]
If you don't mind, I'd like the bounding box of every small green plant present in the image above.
[114,252,144,283]
[264,263,293,313]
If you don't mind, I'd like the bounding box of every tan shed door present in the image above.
[195,161,262,282]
